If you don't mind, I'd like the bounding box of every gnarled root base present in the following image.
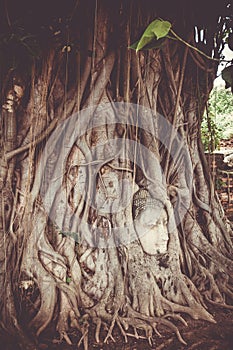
[13,231,233,350]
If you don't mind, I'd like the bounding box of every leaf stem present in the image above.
[170,28,222,62]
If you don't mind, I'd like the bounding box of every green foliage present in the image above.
[130,19,171,52]
[222,65,233,92]
[215,177,226,191]
[201,88,233,151]
[201,116,221,152]
[66,277,72,284]
[208,88,233,116]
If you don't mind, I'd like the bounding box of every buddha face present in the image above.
[134,207,169,255]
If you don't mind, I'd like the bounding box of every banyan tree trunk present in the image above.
[0,1,232,349]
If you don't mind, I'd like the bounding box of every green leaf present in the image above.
[129,41,139,50]
[130,37,166,51]
[135,19,171,52]
[152,19,171,40]
[66,277,72,284]
[222,65,233,93]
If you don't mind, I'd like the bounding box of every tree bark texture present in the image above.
[0,1,232,349]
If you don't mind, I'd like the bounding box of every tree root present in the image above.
[104,312,117,344]
[219,283,233,302]
[77,330,89,350]
[161,296,215,323]
[93,317,102,343]
[52,331,72,345]
[205,296,233,310]
[163,313,188,327]
[29,278,57,337]
[55,292,79,345]
[120,304,188,346]
[80,302,191,349]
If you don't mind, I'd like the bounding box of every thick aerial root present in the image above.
[93,317,115,344]
[116,318,128,343]
[93,317,102,343]
[29,278,57,336]
[156,318,187,345]
[77,329,89,350]
[163,313,188,327]
[189,230,233,275]
[52,331,72,346]
[55,292,79,345]
[192,265,224,303]
[205,296,233,310]
[161,296,216,323]
[61,332,72,345]
[104,313,118,344]
[219,283,233,302]
[76,314,89,350]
